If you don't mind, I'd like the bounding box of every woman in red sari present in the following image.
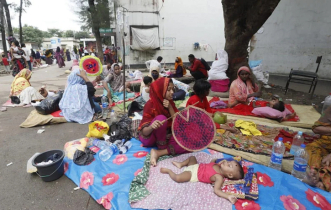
[139,77,189,166]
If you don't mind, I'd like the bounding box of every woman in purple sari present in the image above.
[55,47,65,68]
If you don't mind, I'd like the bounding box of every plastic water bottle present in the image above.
[290,131,304,155]
[99,143,119,161]
[269,137,286,171]
[291,144,309,180]
[110,110,117,123]
[92,139,108,150]
[113,139,123,148]
[322,93,331,115]
[264,71,270,84]
[101,95,109,120]
[119,141,133,154]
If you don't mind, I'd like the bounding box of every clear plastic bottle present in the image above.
[290,131,304,155]
[113,139,123,148]
[101,95,109,120]
[269,137,285,171]
[99,143,119,161]
[110,110,117,123]
[291,144,309,180]
[119,141,133,154]
[322,93,331,115]
[92,139,108,150]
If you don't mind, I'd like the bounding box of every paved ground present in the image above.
[0,63,329,209]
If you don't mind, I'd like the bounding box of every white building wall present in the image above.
[115,0,225,65]
[249,0,331,79]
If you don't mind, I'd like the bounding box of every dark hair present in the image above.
[193,79,211,98]
[237,163,245,180]
[56,47,60,53]
[157,56,163,62]
[113,64,120,68]
[21,43,26,47]
[2,54,5,57]
[188,54,195,59]
[30,49,36,57]
[273,101,285,112]
[143,76,153,85]
[14,41,20,47]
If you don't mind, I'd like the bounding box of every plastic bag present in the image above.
[64,138,89,159]
[86,121,109,138]
[208,50,229,81]
[172,78,191,94]
[35,91,63,115]
[108,115,132,141]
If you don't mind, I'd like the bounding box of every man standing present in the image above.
[145,56,163,73]
[21,43,31,70]
[186,54,208,80]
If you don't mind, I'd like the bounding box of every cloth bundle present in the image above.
[210,100,227,109]
[235,120,262,136]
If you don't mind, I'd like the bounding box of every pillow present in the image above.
[252,107,292,119]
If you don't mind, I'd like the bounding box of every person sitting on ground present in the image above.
[140,66,161,95]
[228,66,261,108]
[252,95,296,121]
[160,156,244,204]
[187,79,237,133]
[142,76,152,102]
[169,57,186,78]
[139,77,189,167]
[145,56,163,73]
[304,106,331,192]
[185,54,208,80]
[103,64,134,104]
[10,68,32,96]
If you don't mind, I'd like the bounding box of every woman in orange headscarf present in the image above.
[139,77,189,166]
[170,57,186,78]
[10,68,32,96]
[228,66,261,108]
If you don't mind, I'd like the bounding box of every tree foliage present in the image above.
[64,30,75,38]
[13,25,43,46]
[74,31,91,39]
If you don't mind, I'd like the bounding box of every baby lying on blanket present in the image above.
[252,95,296,122]
[160,156,244,204]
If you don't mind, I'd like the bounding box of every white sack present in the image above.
[208,49,229,81]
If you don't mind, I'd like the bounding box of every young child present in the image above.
[253,95,296,121]
[2,54,10,73]
[160,156,244,204]
[186,79,213,113]
[142,76,152,102]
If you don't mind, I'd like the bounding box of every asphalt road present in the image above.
[0,61,104,210]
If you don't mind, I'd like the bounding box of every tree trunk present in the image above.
[19,0,23,43]
[222,0,281,82]
[87,0,103,62]
[2,0,13,36]
[0,0,7,56]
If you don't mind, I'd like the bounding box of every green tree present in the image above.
[222,0,281,81]
[14,25,44,47]
[76,0,113,62]
[74,31,90,39]
[47,28,63,37]
[64,30,75,38]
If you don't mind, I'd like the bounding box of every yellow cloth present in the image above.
[64,138,89,159]
[10,68,32,96]
[184,164,200,182]
[235,120,262,136]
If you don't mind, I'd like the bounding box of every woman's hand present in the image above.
[322,154,331,166]
[163,99,170,108]
[150,120,163,130]
[77,69,87,79]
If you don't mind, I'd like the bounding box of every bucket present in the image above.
[32,150,65,182]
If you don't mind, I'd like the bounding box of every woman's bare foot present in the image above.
[160,168,170,174]
[172,161,183,169]
[303,169,320,186]
[150,149,159,167]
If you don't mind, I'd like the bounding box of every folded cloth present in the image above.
[210,100,227,109]
[235,120,262,136]
[73,148,96,166]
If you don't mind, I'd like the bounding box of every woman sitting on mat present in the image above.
[60,68,100,124]
[169,57,185,78]
[139,77,189,166]
[304,106,331,192]
[10,68,32,96]
[228,66,261,108]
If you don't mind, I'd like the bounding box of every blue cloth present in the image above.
[35,52,41,59]
[249,60,262,68]
[103,83,135,102]
[93,100,101,113]
[59,68,94,124]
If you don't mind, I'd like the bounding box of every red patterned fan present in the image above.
[171,106,216,152]
[79,56,103,76]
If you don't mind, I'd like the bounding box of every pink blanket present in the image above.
[131,152,232,210]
